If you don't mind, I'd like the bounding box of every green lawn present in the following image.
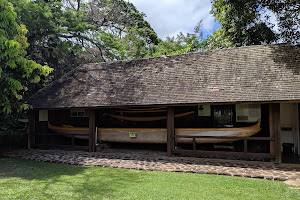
[0,158,299,200]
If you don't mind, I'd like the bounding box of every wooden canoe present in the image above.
[175,121,261,143]
[48,123,88,139]
[103,111,194,122]
[48,121,261,144]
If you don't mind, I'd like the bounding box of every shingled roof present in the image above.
[28,44,300,109]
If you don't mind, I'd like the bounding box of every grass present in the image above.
[0,158,299,200]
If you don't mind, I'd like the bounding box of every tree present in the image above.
[0,0,52,116]
[208,0,299,49]
[69,0,158,60]
[149,21,205,56]
[10,0,91,80]
[262,0,299,43]
[9,0,158,80]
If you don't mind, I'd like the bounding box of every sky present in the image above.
[128,0,219,40]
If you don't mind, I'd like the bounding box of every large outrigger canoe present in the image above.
[48,121,261,144]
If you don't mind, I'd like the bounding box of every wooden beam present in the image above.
[116,110,167,113]
[119,107,167,111]
[167,106,175,156]
[173,135,274,140]
[89,109,96,152]
[172,149,275,159]
[35,99,300,111]
[28,110,36,149]
[35,144,88,151]
[269,103,281,163]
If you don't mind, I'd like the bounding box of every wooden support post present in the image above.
[244,139,248,153]
[89,109,96,152]
[167,106,175,157]
[71,135,75,147]
[28,110,36,149]
[269,104,275,159]
[274,104,281,163]
[269,103,281,163]
[193,138,196,151]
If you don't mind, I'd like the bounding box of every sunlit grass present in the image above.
[0,158,299,200]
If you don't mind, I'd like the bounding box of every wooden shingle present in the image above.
[28,44,300,109]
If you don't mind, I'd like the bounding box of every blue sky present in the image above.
[128,0,219,40]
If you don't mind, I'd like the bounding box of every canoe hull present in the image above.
[98,128,167,144]
[175,128,260,143]
[48,122,261,144]
[48,123,89,140]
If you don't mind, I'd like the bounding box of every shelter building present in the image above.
[28,44,300,163]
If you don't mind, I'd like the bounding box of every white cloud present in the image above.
[128,0,217,39]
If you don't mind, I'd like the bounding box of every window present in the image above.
[70,109,89,117]
[236,104,261,122]
[213,105,233,127]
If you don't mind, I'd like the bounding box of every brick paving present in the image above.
[3,149,300,183]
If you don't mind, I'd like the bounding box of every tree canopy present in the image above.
[148,21,205,56]
[207,0,299,49]
[9,0,158,80]
[0,0,52,115]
